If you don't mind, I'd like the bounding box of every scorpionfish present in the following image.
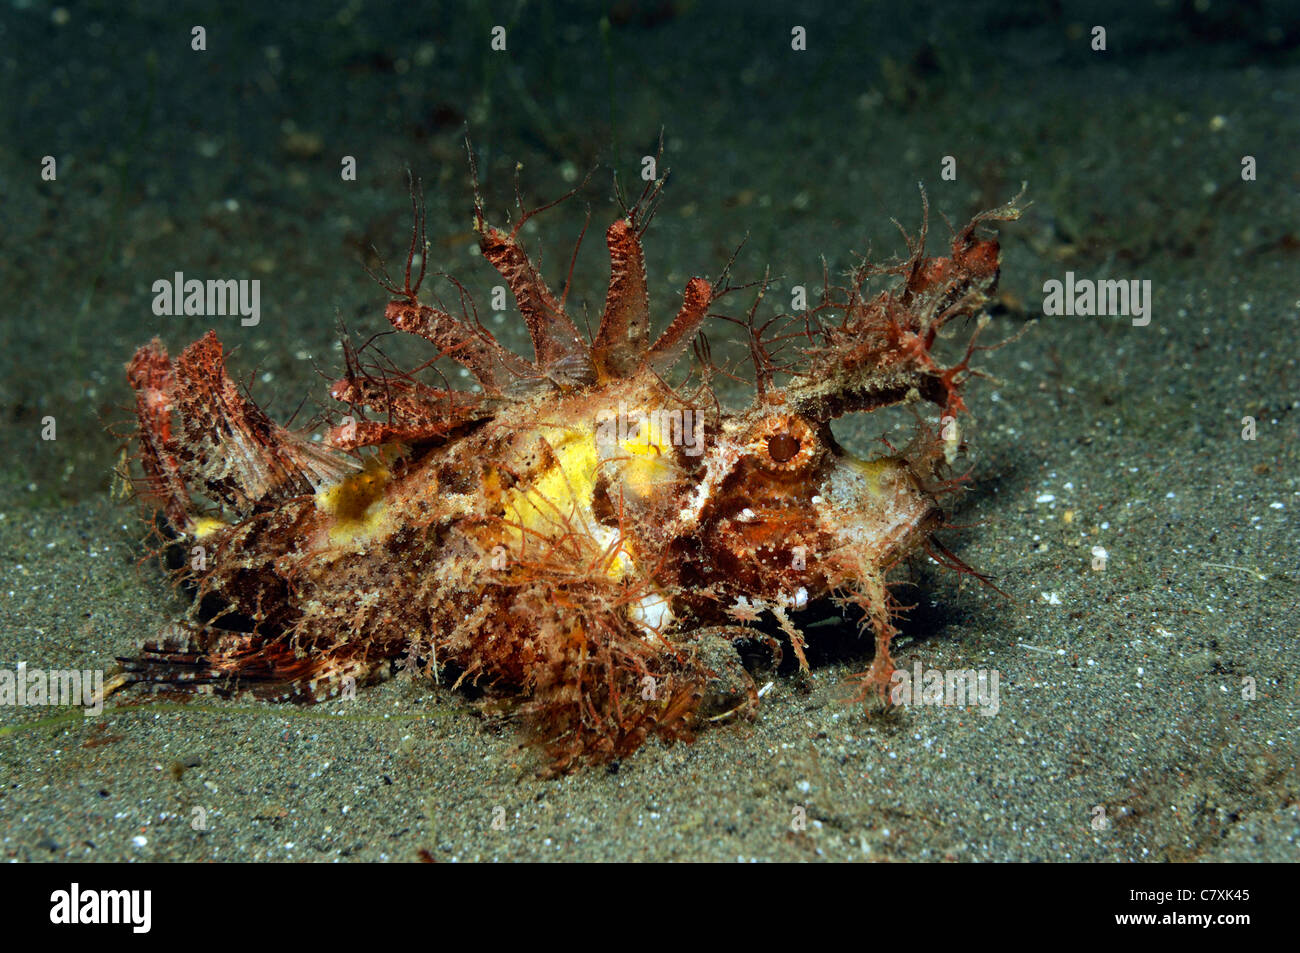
[120,160,1022,771]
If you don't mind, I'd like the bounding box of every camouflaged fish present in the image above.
[118,155,1023,771]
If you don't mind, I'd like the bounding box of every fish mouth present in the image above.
[874,503,944,569]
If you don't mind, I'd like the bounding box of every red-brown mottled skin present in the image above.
[119,160,1023,772]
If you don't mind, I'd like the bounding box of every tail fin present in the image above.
[120,622,386,703]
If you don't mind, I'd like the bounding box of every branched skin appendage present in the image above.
[120,158,1024,772]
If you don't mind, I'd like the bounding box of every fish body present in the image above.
[122,164,1023,770]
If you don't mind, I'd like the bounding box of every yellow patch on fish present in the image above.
[843,454,899,498]
[317,460,391,545]
[497,424,659,581]
[190,515,229,540]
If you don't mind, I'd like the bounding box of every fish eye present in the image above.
[748,414,820,472]
[766,432,800,463]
